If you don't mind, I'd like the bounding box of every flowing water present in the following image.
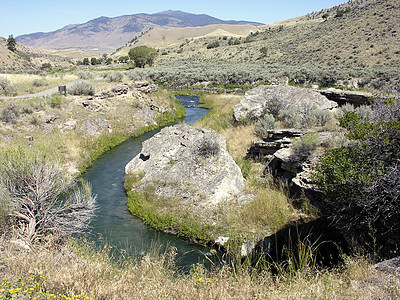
[82,95,212,269]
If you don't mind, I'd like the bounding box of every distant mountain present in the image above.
[155,10,262,27]
[15,11,263,53]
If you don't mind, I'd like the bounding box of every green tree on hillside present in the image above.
[6,35,16,52]
[260,47,268,56]
[128,46,157,68]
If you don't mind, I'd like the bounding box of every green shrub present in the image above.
[48,94,62,108]
[1,103,19,124]
[206,41,220,49]
[69,81,95,96]
[254,114,279,137]
[4,83,17,96]
[310,109,333,126]
[292,132,321,155]
[32,78,47,87]
[313,98,400,258]
[279,108,302,128]
[103,71,123,82]
[76,71,93,80]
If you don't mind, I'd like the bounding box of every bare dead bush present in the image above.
[0,148,96,245]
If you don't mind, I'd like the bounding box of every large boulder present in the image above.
[125,124,245,207]
[233,85,337,122]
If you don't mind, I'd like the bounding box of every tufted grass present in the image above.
[0,238,398,299]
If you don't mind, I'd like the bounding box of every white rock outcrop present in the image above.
[125,124,245,207]
[233,85,338,122]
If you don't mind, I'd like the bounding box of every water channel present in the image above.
[82,95,212,269]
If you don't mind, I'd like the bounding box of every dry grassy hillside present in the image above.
[146,0,399,69]
[0,37,90,72]
[115,0,398,78]
[0,37,37,71]
[114,24,260,56]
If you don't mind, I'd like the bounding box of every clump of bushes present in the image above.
[254,114,279,137]
[76,71,93,80]
[103,71,123,82]
[292,131,321,155]
[206,41,220,49]
[1,102,19,124]
[32,78,47,87]
[0,77,17,96]
[69,81,95,96]
[274,106,332,129]
[48,94,62,108]
[313,98,400,258]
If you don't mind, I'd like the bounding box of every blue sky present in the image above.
[0,0,346,38]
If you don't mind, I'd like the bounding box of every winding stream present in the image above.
[82,95,212,268]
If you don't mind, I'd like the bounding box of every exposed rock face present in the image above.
[247,129,307,159]
[92,83,130,100]
[319,88,373,106]
[256,218,349,268]
[80,117,111,135]
[125,124,245,207]
[247,129,332,204]
[375,257,400,276]
[133,81,159,94]
[233,85,338,122]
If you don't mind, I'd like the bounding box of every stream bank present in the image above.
[82,95,214,269]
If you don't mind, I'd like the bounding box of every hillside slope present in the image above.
[0,37,78,72]
[148,0,399,69]
[114,24,260,56]
[120,0,399,92]
[16,11,263,53]
[0,37,37,71]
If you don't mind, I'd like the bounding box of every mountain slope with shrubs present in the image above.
[123,0,399,92]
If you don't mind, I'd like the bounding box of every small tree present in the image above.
[6,35,16,52]
[260,47,268,56]
[128,46,157,68]
[90,57,98,65]
[206,41,220,49]
[322,13,329,21]
[105,57,113,65]
[40,63,52,71]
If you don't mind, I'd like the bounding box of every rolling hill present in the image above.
[125,0,399,69]
[15,11,263,53]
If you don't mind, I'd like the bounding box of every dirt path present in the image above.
[0,81,77,100]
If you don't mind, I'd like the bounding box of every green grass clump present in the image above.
[125,183,213,244]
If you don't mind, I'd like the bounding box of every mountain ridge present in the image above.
[15,11,263,53]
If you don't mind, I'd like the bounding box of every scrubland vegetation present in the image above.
[1,88,399,298]
[1,0,399,297]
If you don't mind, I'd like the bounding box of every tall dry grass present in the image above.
[0,73,78,95]
[0,239,398,299]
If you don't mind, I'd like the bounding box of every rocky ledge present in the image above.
[125,124,245,208]
[319,88,373,106]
